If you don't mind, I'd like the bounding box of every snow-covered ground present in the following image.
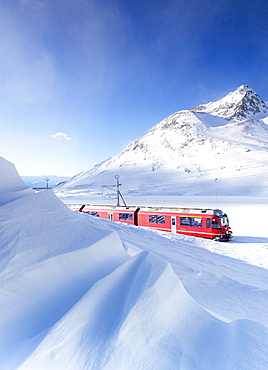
[1,156,268,369]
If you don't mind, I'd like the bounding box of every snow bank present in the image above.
[19,252,268,370]
[0,157,33,206]
[0,157,267,369]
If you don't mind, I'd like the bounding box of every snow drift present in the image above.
[0,156,267,369]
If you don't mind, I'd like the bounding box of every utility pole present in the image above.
[115,175,120,206]
[102,176,127,207]
[45,177,50,189]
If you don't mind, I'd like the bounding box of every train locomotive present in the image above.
[68,204,232,242]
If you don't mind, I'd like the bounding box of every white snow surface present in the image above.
[1,157,268,369]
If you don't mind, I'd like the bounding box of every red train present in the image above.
[68,204,232,241]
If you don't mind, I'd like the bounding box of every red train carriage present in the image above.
[75,204,140,226]
[67,204,232,241]
[137,207,232,241]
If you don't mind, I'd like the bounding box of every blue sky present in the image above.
[1,0,268,176]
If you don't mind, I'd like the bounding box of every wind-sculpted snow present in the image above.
[1,156,268,369]
[0,157,33,206]
[18,252,268,370]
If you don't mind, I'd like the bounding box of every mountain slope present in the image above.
[56,85,268,199]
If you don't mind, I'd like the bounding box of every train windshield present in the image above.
[213,210,229,227]
[218,214,229,227]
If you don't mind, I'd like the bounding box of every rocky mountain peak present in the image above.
[56,84,268,197]
[191,85,268,120]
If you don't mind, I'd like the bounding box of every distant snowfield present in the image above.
[1,156,268,369]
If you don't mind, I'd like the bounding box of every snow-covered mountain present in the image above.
[191,84,268,120]
[56,85,268,200]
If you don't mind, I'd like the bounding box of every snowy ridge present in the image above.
[56,85,268,199]
[1,157,268,369]
[191,84,268,120]
[0,158,33,206]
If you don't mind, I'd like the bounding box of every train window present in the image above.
[192,217,202,227]
[206,218,211,228]
[180,217,191,226]
[86,211,99,217]
[119,213,133,221]
[126,213,133,221]
[149,215,157,223]
[180,217,202,227]
[212,218,220,229]
[157,215,165,224]
[149,215,166,224]
[220,214,229,227]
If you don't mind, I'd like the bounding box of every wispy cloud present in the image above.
[0,2,59,107]
[50,132,71,141]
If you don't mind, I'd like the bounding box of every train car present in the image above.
[67,204,232,241]
[74,204,140,226]
[137,206,232,241]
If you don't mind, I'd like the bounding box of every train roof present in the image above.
[68,204,225,216]
[68,204,139,211]
[138,206,220,215]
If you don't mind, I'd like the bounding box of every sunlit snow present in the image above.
[0,156,267,369]
[55,85,268,199]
